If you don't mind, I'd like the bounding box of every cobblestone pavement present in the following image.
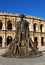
[0,52,45,65]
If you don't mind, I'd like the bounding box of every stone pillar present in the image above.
[2,22,5,30]
[2,34,5,47]
[3,17,6,30]
[28,19,33,31]
[30,19,34,31]
[37,23,40,32]
[42,24,45,32]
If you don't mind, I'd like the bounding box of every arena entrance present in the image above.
[7,20,12,30]
[0,36,2,47]
[41,37,44,46]
[7,36,12,46]
[34,37,38,46]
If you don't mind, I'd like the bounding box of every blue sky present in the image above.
[0,0,45,19]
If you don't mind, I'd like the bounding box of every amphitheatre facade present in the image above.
[0,12,45,51]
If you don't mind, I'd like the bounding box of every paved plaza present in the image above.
[0,49,45,65]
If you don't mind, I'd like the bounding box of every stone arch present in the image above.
[34,37,38,46]
[7,20,12,30]
[40,24,43,32]
[7,36,12,46]
[0,36,2,47]
[0,20,2,29]
[33,23,36,32]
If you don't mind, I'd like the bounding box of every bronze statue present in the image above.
[16,14,29,41]
[2,14,42,58]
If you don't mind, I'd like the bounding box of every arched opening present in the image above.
[7,20,12,30]
[33,23,36,32]
[0,21,2,29]
[34,37,38,46]
[7,36,12,46]
[0,36,2,47]
[40,24,43,32]
[41,37,44,46]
